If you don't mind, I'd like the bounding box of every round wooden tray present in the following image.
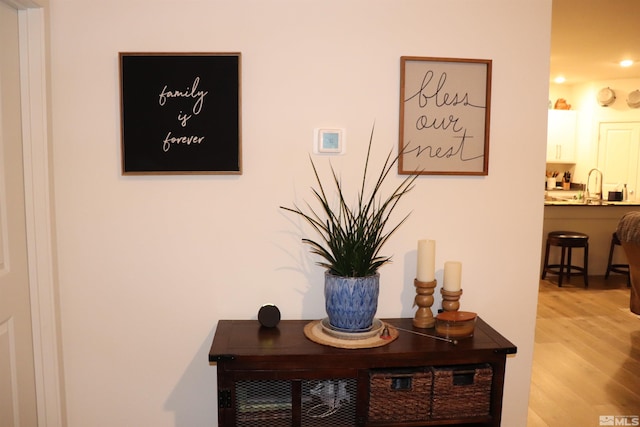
[303,319,398,349]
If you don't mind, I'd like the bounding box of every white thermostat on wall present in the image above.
[314,128,345,154]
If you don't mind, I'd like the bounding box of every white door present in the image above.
[598,122,640,198]
[0,1,39,426]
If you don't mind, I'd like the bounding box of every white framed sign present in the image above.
[399,56,492,176]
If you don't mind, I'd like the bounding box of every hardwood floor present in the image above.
[528,275,640,426]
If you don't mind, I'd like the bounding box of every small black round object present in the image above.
[258,304,281,328]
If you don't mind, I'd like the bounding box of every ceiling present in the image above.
[550,0,640,85]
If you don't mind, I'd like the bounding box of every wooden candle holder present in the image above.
[441,288,463,312]
[413,278,437,328]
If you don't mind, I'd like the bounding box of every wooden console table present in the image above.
[209,318,516,426]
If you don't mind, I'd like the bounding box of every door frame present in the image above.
[7,1,65,426]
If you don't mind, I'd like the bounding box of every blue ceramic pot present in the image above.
[324,271,380,331]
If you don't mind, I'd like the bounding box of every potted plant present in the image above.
[281,126,418,332]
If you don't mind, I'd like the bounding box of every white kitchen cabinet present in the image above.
[598,121,640,197]
[546,110,577,163]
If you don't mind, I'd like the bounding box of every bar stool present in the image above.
[541,231,589,287]
[605,231,631,287]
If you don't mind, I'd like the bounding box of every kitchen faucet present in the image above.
[586,168,603,203]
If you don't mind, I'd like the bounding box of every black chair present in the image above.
[541,231,589,287]
[605,231,631,287]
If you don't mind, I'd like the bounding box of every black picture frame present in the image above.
[399,56,492,176]
[119,52,242,175]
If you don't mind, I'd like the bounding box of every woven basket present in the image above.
[431,364,493,419]
[368,369,432,423]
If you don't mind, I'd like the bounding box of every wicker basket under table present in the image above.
[431,364,493,419]
[368,368,433,423]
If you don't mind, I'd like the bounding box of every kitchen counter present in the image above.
[542,204,640,277]
[544,187,640,206]
[544,200,640,206]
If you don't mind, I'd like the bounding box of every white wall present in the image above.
[48,1,551,426]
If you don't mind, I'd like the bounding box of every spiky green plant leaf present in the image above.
[280,125,418,277]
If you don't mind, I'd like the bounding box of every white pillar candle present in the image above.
[443,261,462,291]
[417,239,436,282]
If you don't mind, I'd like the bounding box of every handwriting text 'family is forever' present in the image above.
[158,77,208,152]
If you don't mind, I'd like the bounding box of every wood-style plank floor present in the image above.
[528,275,640,426]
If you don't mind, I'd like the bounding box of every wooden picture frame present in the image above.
[119,52,241,175]
[398,56,492,176]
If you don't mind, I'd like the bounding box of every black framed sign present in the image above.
[119,52,241,175]
[398,56,491,176]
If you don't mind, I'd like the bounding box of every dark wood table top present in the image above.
[209,318,517,370]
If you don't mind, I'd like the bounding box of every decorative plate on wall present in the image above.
[597,87,616,107]
[627,89,640,108]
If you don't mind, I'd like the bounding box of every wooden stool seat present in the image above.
[541,231,589,287]
[605,232,630,287]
